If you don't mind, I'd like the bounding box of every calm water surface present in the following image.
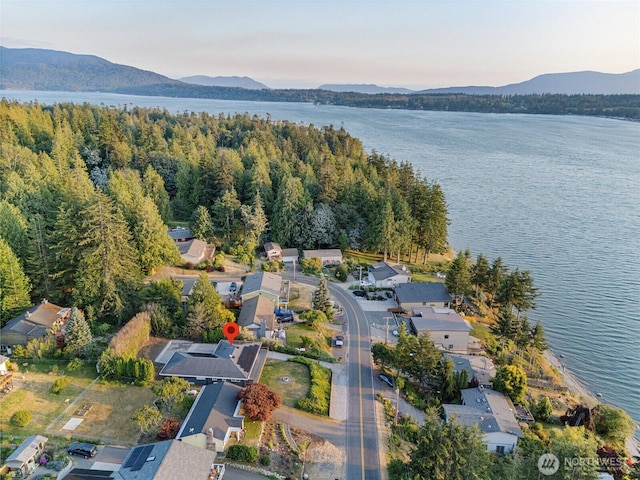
[3,91,639,438]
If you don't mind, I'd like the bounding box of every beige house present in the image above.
[302,249,343,265]
[394,282,452,311]
[176,383,244,453]
[178,239,213,265]
[367,262,412,288]
[409,306,471,353]
[264,242,282,260]
[4,435,48,477]
[237,295,277,339]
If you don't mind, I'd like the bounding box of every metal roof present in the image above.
[394,282,452,304]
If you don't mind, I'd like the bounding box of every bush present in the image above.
[290,356,331,416]
[11,410,33,427]
[66,358,84,372]
[260,455,271,466]
[226,444,259,463]
[51,377,70,394]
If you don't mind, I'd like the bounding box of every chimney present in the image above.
[206,428,215,451]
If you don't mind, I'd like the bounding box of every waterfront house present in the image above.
[394,282,452,311]
[409,306,471,353]
[367,261,412,288]
[176,382,244,453]
[446,353,496,388]
[443,386,523,454]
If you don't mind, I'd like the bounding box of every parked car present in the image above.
[229,282,237,292]
[277,316,294,323]
[378,374,394,388]
[335,335,344,347]
[68,442,98,458]
[360,280,372,287]
[352,290,366,297]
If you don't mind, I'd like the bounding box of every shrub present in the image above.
[260,455,271,466]
[11,410,33,427]
[156,417,180,440]
[227,444,259,463]
[107,311,151,359]
[66,358,84,372]
[290,356,331,416]
[51,377,70,394]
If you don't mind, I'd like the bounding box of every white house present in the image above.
[443,386,523,454]
[281,248,299,263]
[176,382,244,453]
[4,435,48,477]
[409,307,471,353]
[367,262,412,288]
[263,242,282,260]
[446,353,496,388]
[302,249,343,265]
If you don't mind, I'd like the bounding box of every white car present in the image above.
[360,280,372,287]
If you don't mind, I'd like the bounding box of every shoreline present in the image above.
[543,349,640,457]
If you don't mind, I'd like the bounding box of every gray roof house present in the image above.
[281,248,299,263]
[240,272,282,305]
[178,239,211,265]
[4,435,48,476]
[177,382,244,453]
[393,282,452,310]
[0,300,70,346]
[114,439,224,480]
[443,386,524,454]
[159,340,261,385]
[301,249,343,265]
[367,262,412,288]
[409,307,471,353]
[167,227,194,243]
[237,295,277,339]
[446,353,496,388]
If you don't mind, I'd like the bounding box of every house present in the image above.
[301,249,343,265]
[281,248,299,264]
[178,239,213,266]
[393,282,452,311]
[159,340,261,385]
[114,439,224,480]
[443,386,524,454]
[240,272,282,305]
[0,354,12,394]
[177,277,218,304]
[409,307,471,353]
[4,435,48,477]
[237,295,276,339]
[167,227,194,243]
[177,382,244,453]
[0,300,70,346]
[446,353,496,388]
[367,262,412,288]
[263,242,282,260]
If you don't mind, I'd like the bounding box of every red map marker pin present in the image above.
[222,322,239,346]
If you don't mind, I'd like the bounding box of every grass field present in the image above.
[284,323,331,352]
[260,359,310,408]
[0,361,97,439]
[0,360,156,445]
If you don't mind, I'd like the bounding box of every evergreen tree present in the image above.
[271,175,306,247]
[492,364,528,402]
[142,164,171,222]
[445,250,472,302]
[496,268,539,318]
[471,253,490,297]
[0,237,32,327]
[64,307,93,355]
[190,205,214,242]
[311,275,333,319]
[185,272,232,338]
[0,200,29,265]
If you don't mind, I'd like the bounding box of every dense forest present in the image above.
[115,84,640,120]
[0,99,447,324]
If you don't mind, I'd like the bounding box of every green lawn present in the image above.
[260,359,310,408]
[284,324,330,351]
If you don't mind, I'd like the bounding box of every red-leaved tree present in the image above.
[237,383,282,421]
[156,417,180,440]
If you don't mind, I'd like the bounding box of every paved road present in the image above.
[289,274,381,480]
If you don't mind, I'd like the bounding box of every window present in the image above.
[448,344,454,349]
[496,445,505,454]
[444,334,449,339]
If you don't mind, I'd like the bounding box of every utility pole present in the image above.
[383,316,393,344]
[357,265,364,284]
[292,258,296,283]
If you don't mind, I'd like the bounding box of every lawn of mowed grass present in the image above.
[284,323,331,351]
[0,361,97,439]
[260,359,310,408]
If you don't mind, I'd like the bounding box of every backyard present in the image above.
[260,359,310,408]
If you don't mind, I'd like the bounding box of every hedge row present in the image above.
[289,356,331,416]
[97,350,155,385]
[108,311,151,359]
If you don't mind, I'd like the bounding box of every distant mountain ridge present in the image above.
[180,75,269,89]
[319,83,414,94]
[0,46,181,91]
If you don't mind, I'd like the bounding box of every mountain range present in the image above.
[0,46,638,96]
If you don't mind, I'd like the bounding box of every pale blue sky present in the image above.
[1,0,638,89]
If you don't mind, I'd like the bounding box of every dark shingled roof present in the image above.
[176,382,243,441]
[159,340,261,381]
[394,282,452,304]
[114,440,218,480]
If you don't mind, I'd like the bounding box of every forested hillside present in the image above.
[0,100,447,324]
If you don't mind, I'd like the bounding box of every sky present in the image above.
[1,0,638,90]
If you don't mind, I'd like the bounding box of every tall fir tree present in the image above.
[0,237,32,327]
[64,307,93,355]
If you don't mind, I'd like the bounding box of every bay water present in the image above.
[2,91,638,439]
